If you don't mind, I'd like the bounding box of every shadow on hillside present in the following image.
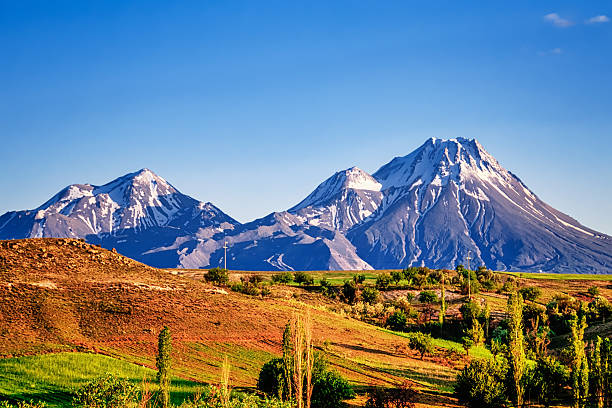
[333,342,398,357]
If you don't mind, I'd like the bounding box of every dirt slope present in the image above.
[0,238,460,407]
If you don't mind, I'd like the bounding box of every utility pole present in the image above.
[223,241,228,270]
[467,250,472,300]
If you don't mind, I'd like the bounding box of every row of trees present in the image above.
[456,291,612,408]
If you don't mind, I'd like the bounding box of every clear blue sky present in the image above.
[1,1,611,234]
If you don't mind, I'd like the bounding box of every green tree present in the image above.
[406,332,435,360]
[507,292,525,408]
[205,267,229,285]
[439,272,446,328]
[375,273,392,290]
[391,270,403,286]
[570,312,589,408]
[589,336,604,408]
[519,286,542,303]
[526,356,569,408]
[361,287,380,305]
[386,310,407,332]
[156,326,172,408]
[455,359,508,408]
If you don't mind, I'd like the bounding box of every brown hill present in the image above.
[0,238,461,407]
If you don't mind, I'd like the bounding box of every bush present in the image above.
[0,403,48,408]
[375,273,392,290]
[418,290,438,304]
[311,370,355,408]
[387,310,407,331]
[390,271,403,285]
[519,287,542,303]
[525,356,569,408]
[257,357,354,408]
[353,274,366,284]
[205,268,229,285]
[271,272,293,284]
[454,359,508,408]
[73,374,139,408]
[406,332,435,359]
[588,286,600,297]
[361,287,380,305]
[293,271,314,285]
[365,381,417,408]
[342,280,358,304]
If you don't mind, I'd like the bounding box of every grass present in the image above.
[376,327,492,360]
[0,352,204,408]
[501,272,612,281]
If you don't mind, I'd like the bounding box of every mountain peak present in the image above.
[290,167,381,211]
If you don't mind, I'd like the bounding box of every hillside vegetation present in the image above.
[1,238,612,407]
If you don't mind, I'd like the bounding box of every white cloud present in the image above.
[544,13,574,28]
[538,48,563,56]
[586,15,610,24]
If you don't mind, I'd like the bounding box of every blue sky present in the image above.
[1,1,611,234]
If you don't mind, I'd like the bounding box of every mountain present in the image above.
[0,169,239,266]
[348,138,612,273]
[1,140,610,273]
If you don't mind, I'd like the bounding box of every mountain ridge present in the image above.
[1,139,610,273]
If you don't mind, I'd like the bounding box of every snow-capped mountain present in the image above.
[289,167,383,232]
[0,169,238,265]
[1,140,610,273]
[348,138,612,273]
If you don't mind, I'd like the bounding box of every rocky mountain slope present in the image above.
[1,139,610,273]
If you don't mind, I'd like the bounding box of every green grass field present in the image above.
[0,353,204,407]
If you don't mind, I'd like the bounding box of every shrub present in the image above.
[418,290,438,304]
[311,370,355,408]
[73,374,139,408]
[353,274,366,284]
[205,268,229,285]
[361,287,380,305]
[257,357,354,408]
[293,271,314,285]
[454,359,508,408]
[519,287,542,303]
[386,310,407,331]
[342,280,358,304]
[525,356,569,408]
[0,403,48,408]
[588,286,600,297]
[365,381,417,408]
[375,273,392,290]
[272,272,293,284]
[406,332,435,359]
[390,271,403,285]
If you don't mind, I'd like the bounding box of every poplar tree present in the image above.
[281,323,293,401]
[156,326,172,408]
[507,292,525,407]
[439,271,446,328]
[570,312,589,408]
[590,336,604,408]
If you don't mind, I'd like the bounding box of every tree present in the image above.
[519,287,542,303]
[589,336,604,408]
[361,287,380,305]
[205,267,229,285]
[526,356,569,408]
[507,292,525,408]
[570,311,589,408]
[156,326,172,408]
[375,273,392,290]
[272,272,294,284]
[73,374,139,408]
[387,310,407,332]
[294,272,314,285]
[391,270,403,286]
[439,272,446,328]
[353,274,366,284]
[342,280,358,304]
[406,332,435,360]
[454,359,508,408]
